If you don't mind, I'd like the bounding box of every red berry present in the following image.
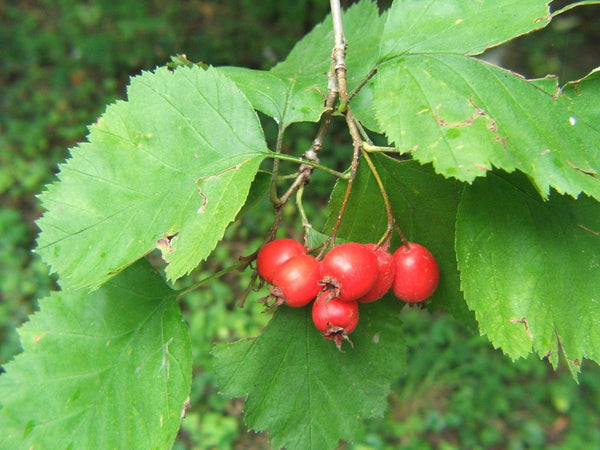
[312,294,359,351]
[392,242,439,303]
[357,244,395,303]
[320,242,378,302]
[272,254,322,307]
[257,238,306,284]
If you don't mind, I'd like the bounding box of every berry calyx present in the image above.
[312,293,359,351]
[392,242,439,303]
[357,244,395,303]
[271,254,322,308]
[320,242,378,302]
[256,238,306,284]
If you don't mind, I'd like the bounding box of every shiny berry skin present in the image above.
[272,254,322,307]
[257,238,306,284]
[312,294,359,351]
[320,243,378,302]
[357,244,395,303]
[392,242,439,303]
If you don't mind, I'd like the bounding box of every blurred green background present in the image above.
[1,1,600,448]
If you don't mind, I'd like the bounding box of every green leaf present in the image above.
[217,67,326,127]
[36,66,269,289]
[353,0,551,132]
[0,260,192,448]
[374,54,600,200]
[456,172,600,377]
[326,155,472,325]
[380,0,550,58]
[212,302,405,450]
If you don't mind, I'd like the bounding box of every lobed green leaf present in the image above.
[212,302,406,450]
[374,55,600,200]
[353,0,553,132]
[36,66,269,289]
[0,260,192,448]
[456,172,600,378]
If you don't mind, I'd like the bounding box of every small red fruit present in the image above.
[271,254,322,307]
[392,242,439,303]
[312,294,359,351]
[320,242,378,302]
[358,244,395,303]
[257,238,306,284]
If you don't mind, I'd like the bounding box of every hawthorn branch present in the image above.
[330,0,347,103]
[320,0,364,255]
[263,72,337,240]
[252,21,341,266]
[324,111,362,249]
[248,0,352,272]
[264,3,344,244]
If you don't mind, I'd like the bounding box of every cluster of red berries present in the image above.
[256,238,439,350]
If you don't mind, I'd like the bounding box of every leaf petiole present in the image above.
[264,153,349,179]
[361,142,405,154]
[176,260,247,300]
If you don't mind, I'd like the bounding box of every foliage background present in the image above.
[1,0,599,448]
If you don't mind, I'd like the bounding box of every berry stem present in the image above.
[355,122,409,247]
[296,185,313,243]
[359,147,395,246]
[393,221,409,247]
